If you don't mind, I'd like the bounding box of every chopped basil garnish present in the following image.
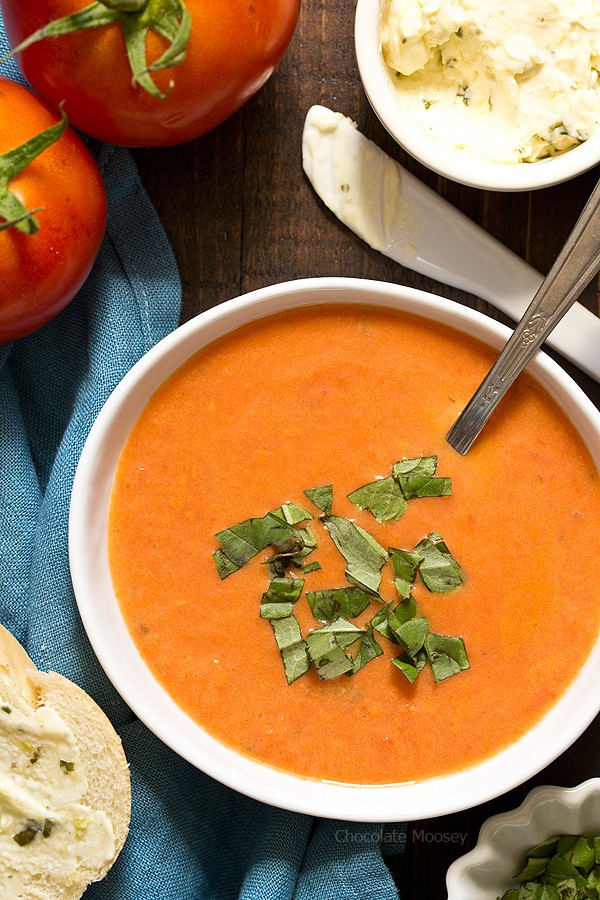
[499,834,600,900]
[270,615,310,684]
[312,617,364,650]
[213,548,239,580]
[393,456,438,479]
[351,628,383,674]
[260,602,294,619]
[388,595,418,629]
[392,455,452,499]
[42,818,55,839]
[389,547,422,582]
[322,515,387,596]
[13,826,39,846]
[262,577,304,604]
[414,531,464,592]
[306,618,363,679]
[278,502,313,525]
[389,616,429,658]
[391,649,427,684]
[347,475,407,522]
[304,484,333,515]
[306,586,370,622]
[1,704,11,713]
[370,601,396,643]
[60,759,75,773]
[214,510,307,579]
[260,577,304,620]
[425,634,469,682]
[214,454,470,689]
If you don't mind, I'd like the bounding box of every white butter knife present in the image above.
[302,105,600,384]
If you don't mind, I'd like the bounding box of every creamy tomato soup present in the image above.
[108,305,600,784]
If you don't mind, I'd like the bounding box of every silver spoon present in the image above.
[447,178,600,455]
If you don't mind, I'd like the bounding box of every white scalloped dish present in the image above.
[446,780,600,899]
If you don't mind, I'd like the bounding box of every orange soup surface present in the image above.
[108,305,600,784]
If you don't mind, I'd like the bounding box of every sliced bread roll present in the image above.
[0,624,131,899]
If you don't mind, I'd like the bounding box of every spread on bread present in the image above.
[0,700,115,895]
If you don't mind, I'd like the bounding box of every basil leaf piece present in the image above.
[347,475,407,522]
[351,629,383,674]
[414,531,465,593]
[389,547,422,582]
[424,634,469,682]
[264,526,317,577]
[390,616,429,658]
[261,578,303,620]
[544,856,587,890]
[388,595,417,628]
[304,485,333,515]
[306,630,353,679]
[270,615,310,684]
[322,515,387,597]
[306,586,370,622]
[279,503,313,526]
[213,548,239,580]
[263,577,304,604]
[398,475,452,500]
[314,617,365,649]
[301,560,322,574]
[392,456,452,499]
[391,648,427,683]
[514,858,551,883]
[260,602,294,619]
[526,838,561,859]
[370,602,396,643]
[393,578,413,600]
[392,456,438,479]
[291,526,318,565]
[215,510,304,578]
[567,836,595,873]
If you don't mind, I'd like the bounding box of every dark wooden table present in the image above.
[132,2,600,896]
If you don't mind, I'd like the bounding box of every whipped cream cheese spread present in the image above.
[380,0,600,163]
[0,699,114,896]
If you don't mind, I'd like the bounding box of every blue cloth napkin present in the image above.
[0,16,404,900]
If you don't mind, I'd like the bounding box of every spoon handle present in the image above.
[447,178,600,455]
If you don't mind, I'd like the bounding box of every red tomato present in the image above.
[1,0,301,147]
[0,76,106,342]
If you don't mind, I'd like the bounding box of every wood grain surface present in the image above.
[132,2,600,896]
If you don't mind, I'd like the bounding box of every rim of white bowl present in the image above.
[69,277,600,822]
[354,0,600,192]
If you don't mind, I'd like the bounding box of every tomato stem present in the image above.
[0,0,192,101]
[0,106,68,234]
